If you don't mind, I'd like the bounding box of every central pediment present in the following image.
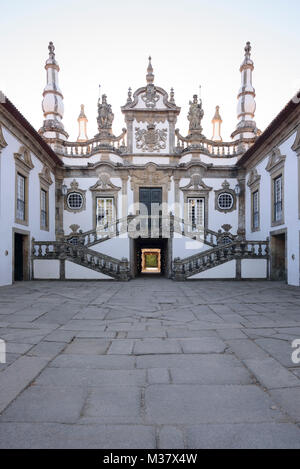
[121,85,180,113]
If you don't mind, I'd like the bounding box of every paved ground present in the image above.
[0,279,299,448]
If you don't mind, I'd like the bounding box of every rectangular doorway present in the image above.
[270,231,286,281]
[141,248,161,274]
[131,238,171,278]
[14,232,29,281]
[139,187,162,234]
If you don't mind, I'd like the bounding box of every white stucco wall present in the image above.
[0,125,56,286]
[33,259,60,279]
[245,130,300,286]
[179,152,238,167]
[241,259,267,279]
[65,260,113,279]
[189,260,236,279]
[92,235,130,260]
[173,236,212,259]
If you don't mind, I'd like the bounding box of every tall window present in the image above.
[17,173,25,221]
[96,197,114,229]
[187,197,204,230]
[41,189,47,229]
[252,190,259,230]
[274,176,282,222]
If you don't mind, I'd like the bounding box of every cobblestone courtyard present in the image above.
[0,279,299,448]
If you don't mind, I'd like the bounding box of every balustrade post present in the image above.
[119,257,130,281]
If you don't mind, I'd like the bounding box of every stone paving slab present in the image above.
[50,354,136,369]
[0,422,156,449]
[80,386,143,424]
[244,358,300,389]
[0,385,87,423]
[0,279,299,448]
[0,356,49,413]
[185,423,300,449]
[35,367,147,387]
[144,384,285,424]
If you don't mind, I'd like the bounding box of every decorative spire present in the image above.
[77,104,88,142]
[39,42,68,146]
[231,41,258,143]
[146,56,154,84]
[211,105,222,141]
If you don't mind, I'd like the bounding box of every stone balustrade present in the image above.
[31,238,130,280]
[173,239,269,280]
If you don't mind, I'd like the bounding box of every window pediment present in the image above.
[89,172,121,192]
[39,165,53,187]
[291,125,300,154]
[180,173,212,193]
[247,168,261,187]
[265,147,286,174]
[14,146,34,173]
[0,124,7,150]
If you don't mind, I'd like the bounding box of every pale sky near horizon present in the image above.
[1,0,300,142]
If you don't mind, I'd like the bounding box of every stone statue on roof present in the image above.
[188,94,204,132]
[97,94,114,131]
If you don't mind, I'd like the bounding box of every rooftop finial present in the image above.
[78,104,86,119]
[127,87,133,104]
[244,41,251,57]
[212,105,222,122]
[211,106,222,141]
[170,87,175,104]
[48,41,55,58]
[146,56,154,84]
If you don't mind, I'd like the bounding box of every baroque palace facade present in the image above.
[0,42,300,286]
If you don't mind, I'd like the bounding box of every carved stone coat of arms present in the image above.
[135,123,167,152]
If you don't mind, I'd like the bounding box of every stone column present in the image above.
[121,174,128,232]
[125,114,134,153]
[168,115,176,154]
[297,153,300,220]
[55,176,65,239]
[237,175,246,239]
[173,175,181,235]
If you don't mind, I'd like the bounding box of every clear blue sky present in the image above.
[1,0,300,141]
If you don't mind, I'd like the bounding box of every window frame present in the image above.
[217,192,234,211]
[252,189,260,231]
[271,170,284,226]
[40,187,49,231]
[16,173,26,222]
[64,179,86,214]
[214,182,237,214]
[95,196,115,230]
[15,170,29,226]
[14,147,33,226]
[187,196,205,231]
[67,192,84,211]
[273,175,283,223]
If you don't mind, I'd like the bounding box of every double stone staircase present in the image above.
[32,216,269,281]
